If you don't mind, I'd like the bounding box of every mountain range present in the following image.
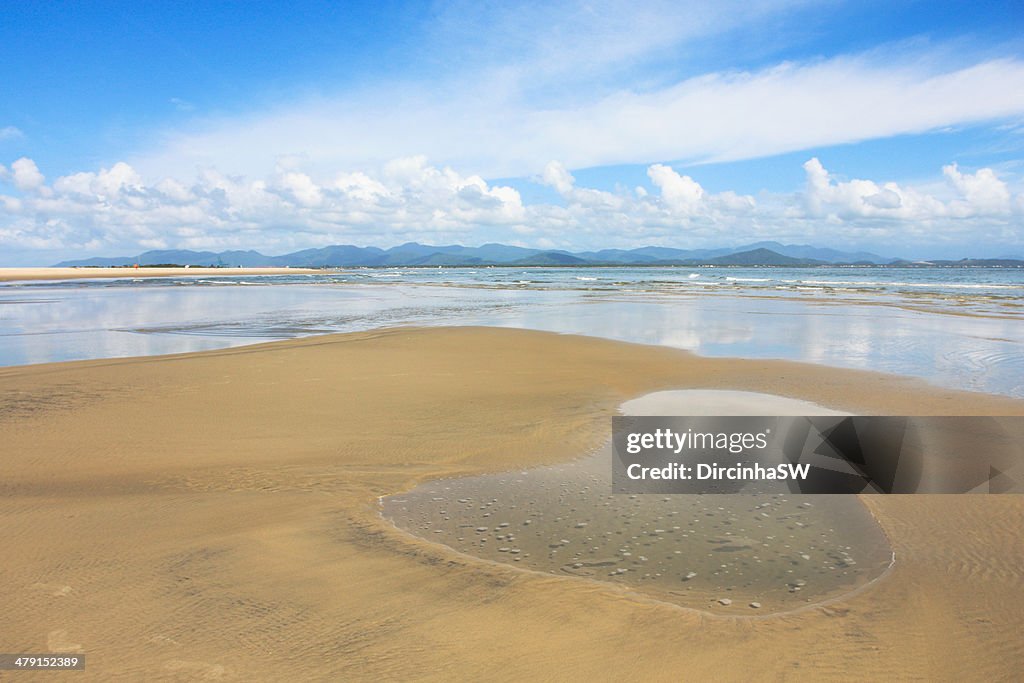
[54,241,1024,268]
[56,241,902,268]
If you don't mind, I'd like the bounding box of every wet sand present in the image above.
[0,266,320,282]
[383,392,895,614]
[383,457,895,614]
[1,327,1022,680]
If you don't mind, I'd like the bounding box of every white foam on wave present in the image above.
[791,279,1019,291]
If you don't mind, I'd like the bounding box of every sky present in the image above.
[1,1,1023,265]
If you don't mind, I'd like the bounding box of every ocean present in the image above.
[1,266,1021,397]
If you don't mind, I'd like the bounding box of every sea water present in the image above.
[1,266,1021,397]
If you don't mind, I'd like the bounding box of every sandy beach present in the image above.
[1,326,1022,680]
[0,267,322,282]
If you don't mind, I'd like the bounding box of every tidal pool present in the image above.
[381,391,895,614]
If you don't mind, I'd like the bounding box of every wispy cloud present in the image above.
[0,126,24,141]
[419,0,818,88]
[169,97,196,112]
[130,53,1024,181]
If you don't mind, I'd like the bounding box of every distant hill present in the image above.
[574,249,663,264]
[739,241,891,264]
[510,251,588,266]
[54,241,1021,268]
[54,249,277,268]
[630,246,735,261]
[699,248,824,267]
[55,255,139,267]
[279,245,386,267]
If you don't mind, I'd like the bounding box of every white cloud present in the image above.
[53,161,142,198]
[275,171,323,207]
[803,157,1017,221]
[646,164,757,218]
[942,163,1012,216]
[0,156,528,253]
[539,161,626,210]
[129,55,1024,181]
[540,161,575,195]
[9,157,48,194]
[423,0,815,85]
[0,156,1021,258]
[648,164,705,213]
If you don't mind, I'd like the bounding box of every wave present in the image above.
[794,279,1021,290]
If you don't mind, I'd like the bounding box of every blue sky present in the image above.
[2,1,1023,264]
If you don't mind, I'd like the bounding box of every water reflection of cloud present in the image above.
[0,282,1021,398]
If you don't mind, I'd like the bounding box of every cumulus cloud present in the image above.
[53,161,142,197]
[646,164,759,220]
[7,158,49,194]
[539,161,626,210]
[802,157,1017,221]
[540,161,575,194]
[942,163,1012,216]
[648,164,705,213]
[539,159,756,222]
[0,156,528,253]
[0,156,1021,257]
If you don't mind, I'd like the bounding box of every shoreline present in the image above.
[1,270,1019,399]
[0,266,324,282]
[2,327,1021,679]
[1,321,1020,403]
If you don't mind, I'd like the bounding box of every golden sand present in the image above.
[0,267,321,282]
[1,327,1021,680]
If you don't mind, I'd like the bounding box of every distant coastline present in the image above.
[51,261,1024,269]
[0,266,319,283]
[49,241,1024,269]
